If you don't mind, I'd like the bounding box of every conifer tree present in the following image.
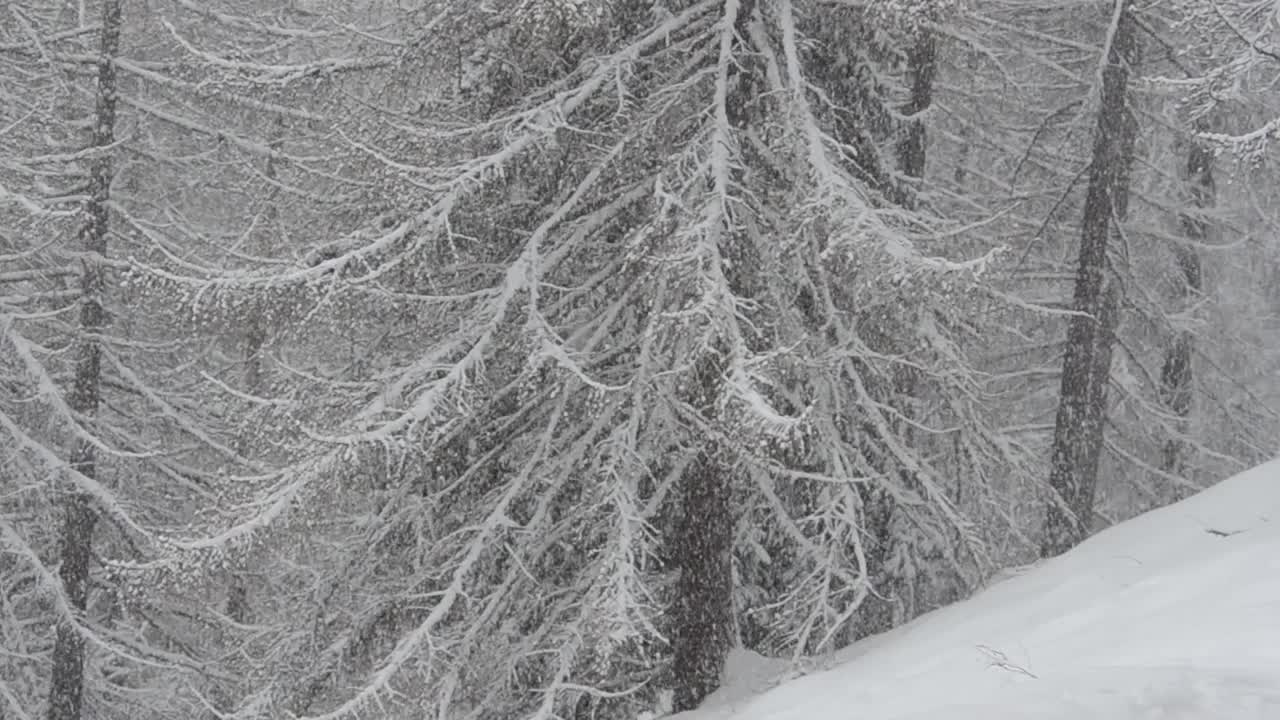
[207,2,1022,717]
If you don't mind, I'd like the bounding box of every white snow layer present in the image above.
[679,459,1280,719]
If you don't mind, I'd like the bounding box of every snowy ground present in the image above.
[679,459,1280,719]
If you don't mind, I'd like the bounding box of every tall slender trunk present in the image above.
[670,419,733,711]
[47,2,121,719]
[213,122,286,720]
[897,31,936,191]
[226,122,281,628]
[1042,0,1139,558]
[669,0,759,710]
[1159,138,1210,494]
[886,27,936,412]
[226,308,264,632]
[951,52,980,188]
[854,27,939,640]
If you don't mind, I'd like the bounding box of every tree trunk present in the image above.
[951,51,981,188]
[670,437,734,711]
[853,26,939,641]
[897,30,937,190]
[1042,0,1139,558]
[47,2,122,719]
[227,122,282,629]
[226,314,264,632]
[1159,138,1210,494]
[886,26,937,406]
[669,0,759,709]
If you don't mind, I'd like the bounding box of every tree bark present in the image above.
[47,2,122,719]
[1042,0,1139,558]
[1159,138,1210,493]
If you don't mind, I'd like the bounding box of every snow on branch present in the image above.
[295,398,569,720]
[160,19,391,84]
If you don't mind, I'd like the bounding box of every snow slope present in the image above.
[681,459,1280,719]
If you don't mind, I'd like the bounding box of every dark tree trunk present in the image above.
[212,120,288,720]
[1042,0,1139,558]
[48,2,121,719]
[227,123,282,629]
[1159,139,1210,493]
[225,318,264,630]
[853,27,939,640]
[951,52,981,188]
[670,436,734,711]
[669,0,760,709]
[897,31,937,191]
[888,26,936,401]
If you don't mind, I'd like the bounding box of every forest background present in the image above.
[3,0,1280,719]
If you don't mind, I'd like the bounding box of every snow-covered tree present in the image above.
[179,1,1035,717]
[7,1,1278,719]
[0,1,379,717]
[928,0,1278,546]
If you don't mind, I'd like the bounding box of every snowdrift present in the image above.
[680,459,1280,719]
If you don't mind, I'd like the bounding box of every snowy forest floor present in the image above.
[676,460,1280,719]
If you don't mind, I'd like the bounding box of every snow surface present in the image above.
[680,459,1280,719]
